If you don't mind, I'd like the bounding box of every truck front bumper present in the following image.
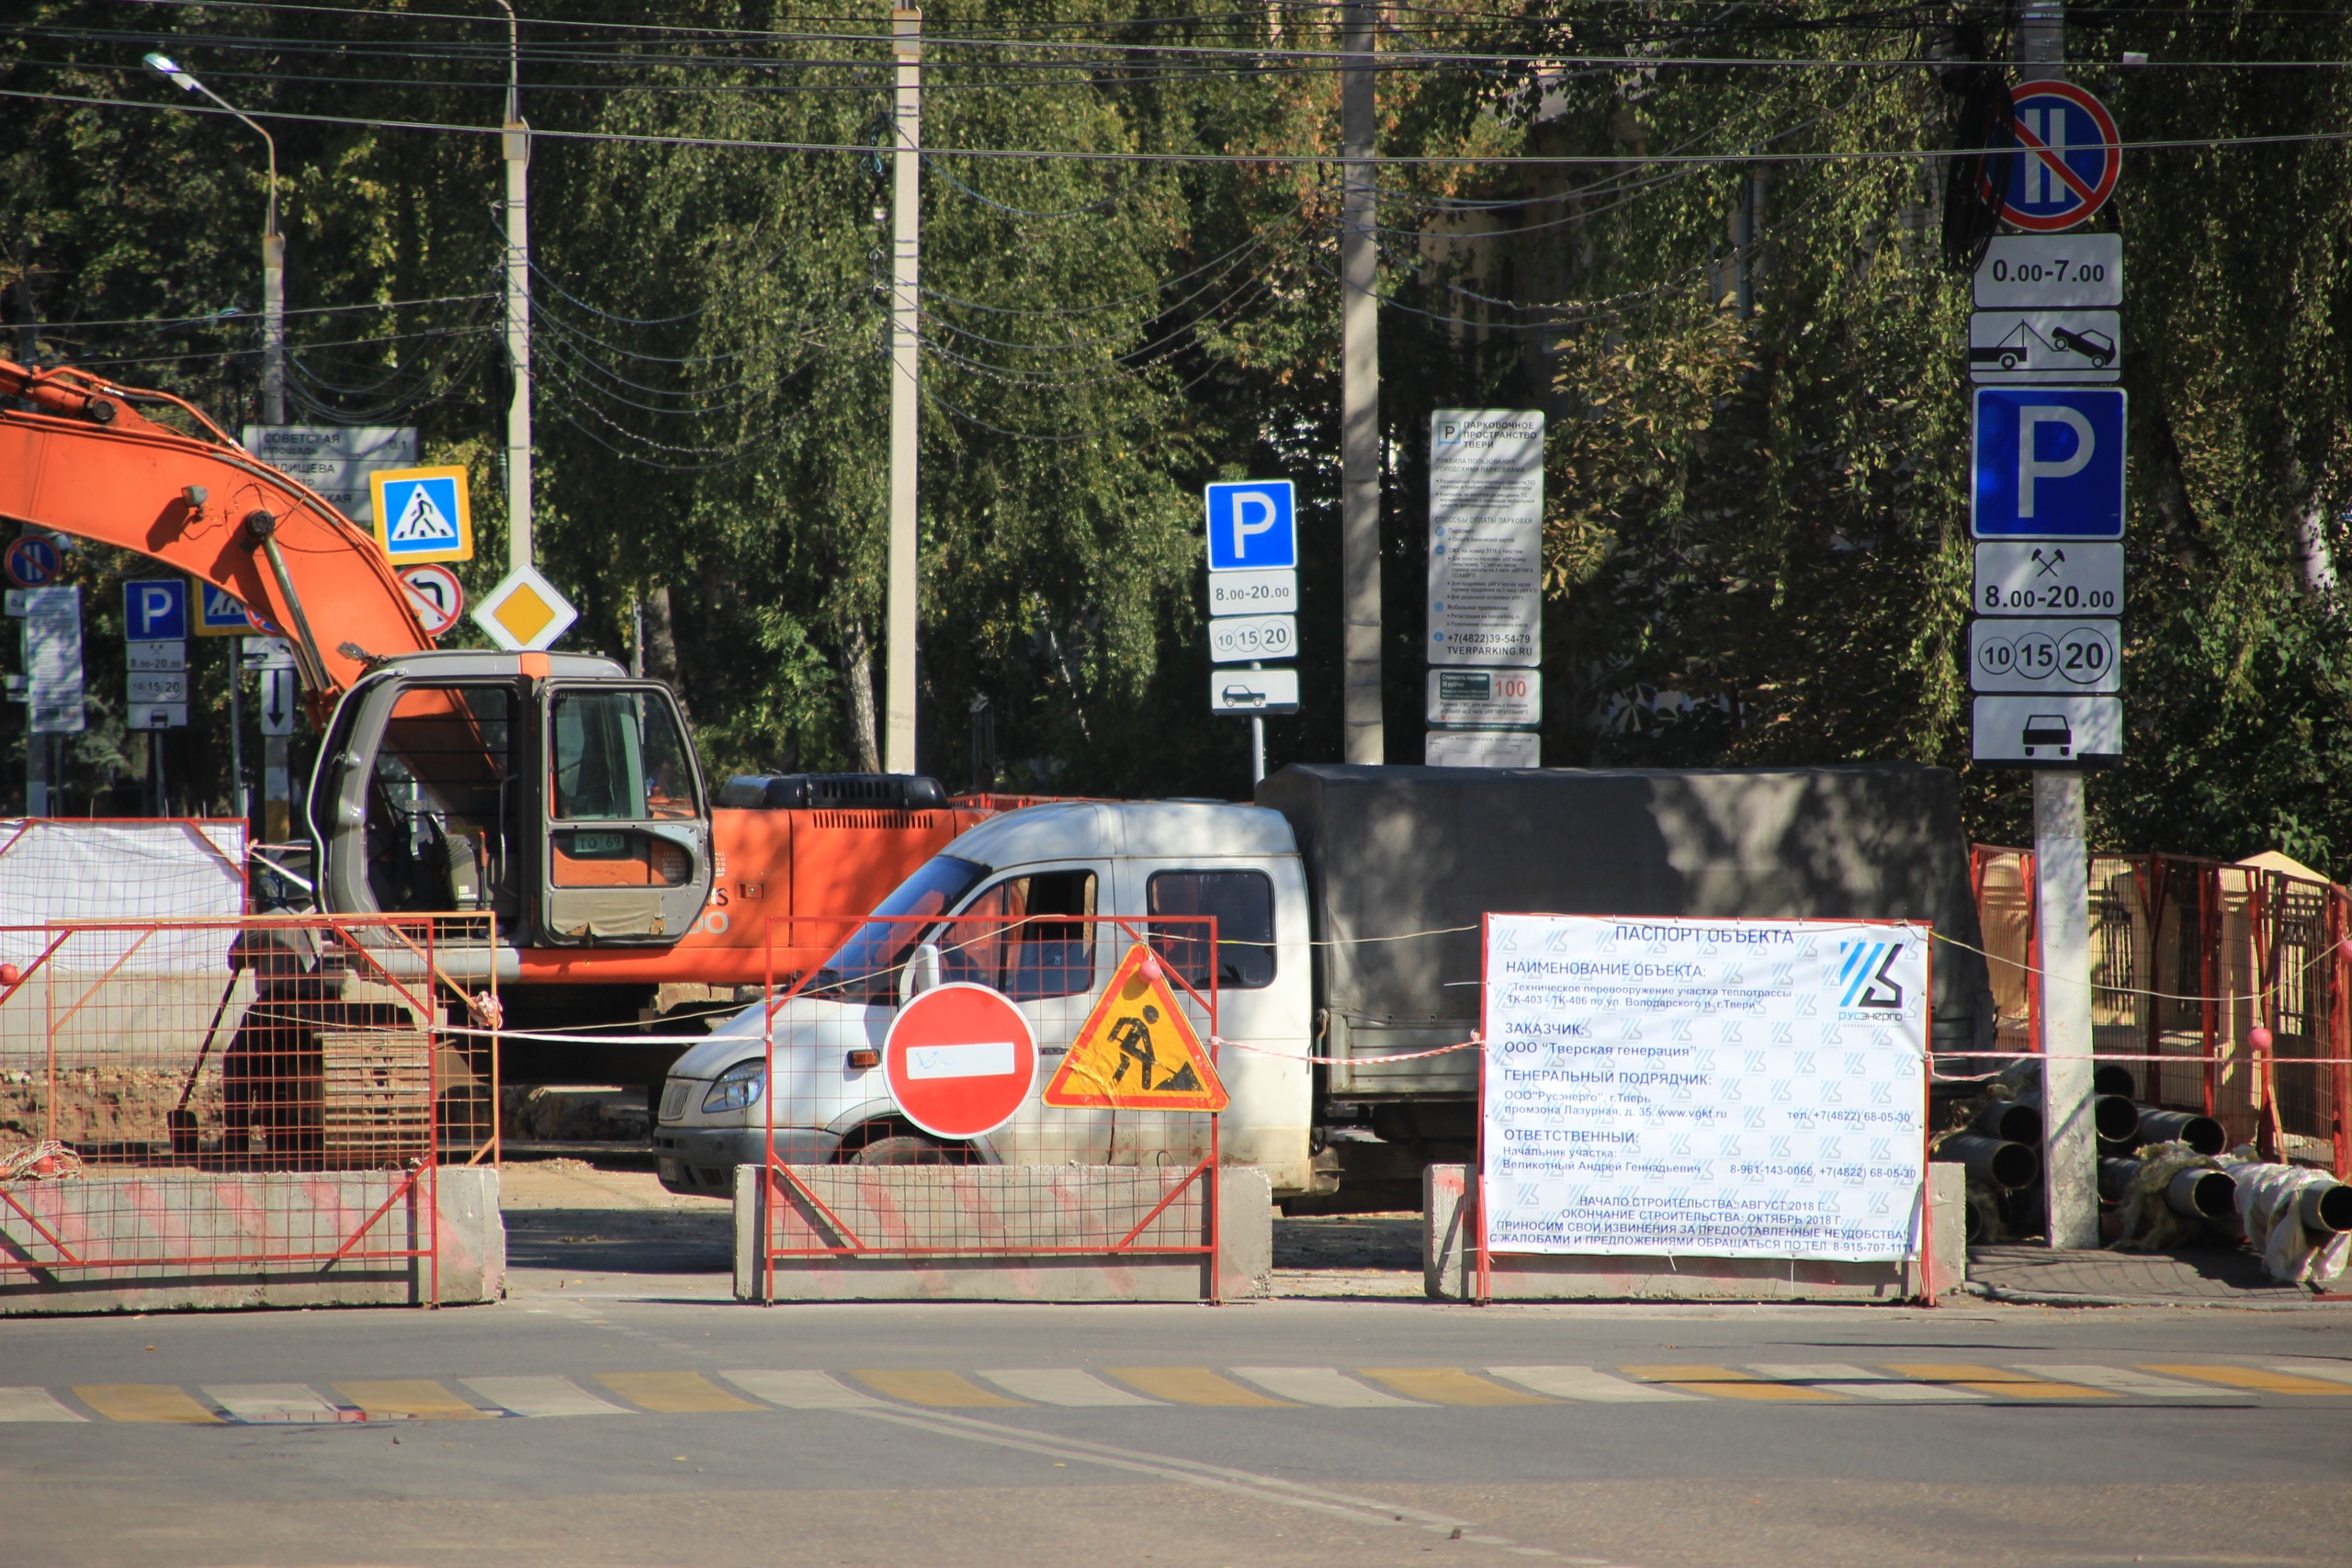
[652,1125,843,1196]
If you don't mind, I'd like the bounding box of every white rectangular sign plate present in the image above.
[1210,667,1299,715]
[241,637,297,671]
[1430,409,1545,668]
[126,639,188,671]
[1206,568,1297,618]
[29,698,85,734]
[1969,310,2120,383]
[1973,541,2122,616]
[20,585,82,694]
[1207,614,1297,664]
[1480,913,1928,1260]
[1426,668,1542,728]
[126,703,189,730]
[258,667,300,736]
[127,671,189,704]
[242,424,419,525]
[1973,234,2122,310]
[1972,694,2122,766]
[1969,616,2120,694]
[1425,729,1539,768]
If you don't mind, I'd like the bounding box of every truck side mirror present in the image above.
[903,942,943,1000]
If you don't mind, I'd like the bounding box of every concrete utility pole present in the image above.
[884,6,922,776]
[2015,0,2099,1251]
[1339,3,1383,764]
[16,256,50,816]
[492,0,535,571]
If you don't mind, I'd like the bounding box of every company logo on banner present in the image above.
[1479,913,1928,1262]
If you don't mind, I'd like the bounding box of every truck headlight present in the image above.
[702,1060,764,1113]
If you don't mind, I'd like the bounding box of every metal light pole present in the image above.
[884,6,922,776]
[146,54,282,424]
[488,0,535,571]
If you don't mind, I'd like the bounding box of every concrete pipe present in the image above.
[2134,1109,2227,1156]
[1936,1134,2039,1192]
[2167,1168,2236,1220]
[1973,1100,2042,1145]
[2301,1180,2352,1235]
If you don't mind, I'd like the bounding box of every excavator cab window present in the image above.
[537,683,710,944]
[364,684,520,918]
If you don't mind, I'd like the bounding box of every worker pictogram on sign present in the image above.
[1043,944,1228,1111]
[1991,82,2120,234]
[368,465,475,564]
[884,982,1040,1140]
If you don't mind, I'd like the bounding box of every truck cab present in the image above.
[653,800,1316,1198]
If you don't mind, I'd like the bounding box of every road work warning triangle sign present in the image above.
[1044,944,1229,1111]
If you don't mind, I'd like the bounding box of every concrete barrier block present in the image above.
[736,1163,1272,1303]
[0,1165,503,1314]
[1424,1162,1960,1303]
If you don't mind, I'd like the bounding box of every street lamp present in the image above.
[144,52,284,425]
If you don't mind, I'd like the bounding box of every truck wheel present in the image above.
[847,1134,958,1166]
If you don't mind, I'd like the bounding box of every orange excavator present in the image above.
[1,356,1022,1081]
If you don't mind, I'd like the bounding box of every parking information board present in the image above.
[1480,913,1928,1261]
[1428,410,1544,668]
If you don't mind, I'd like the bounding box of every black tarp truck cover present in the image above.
[1254,763,1994,1100]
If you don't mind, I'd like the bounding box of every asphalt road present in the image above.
[6,1255,2351,1568]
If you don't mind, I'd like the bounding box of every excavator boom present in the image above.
[0,357,433,705]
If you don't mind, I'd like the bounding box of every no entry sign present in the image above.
[883,983,1038,1141]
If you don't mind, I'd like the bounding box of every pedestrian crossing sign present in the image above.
[369,465,475,564]
[1043,944,1228,1111]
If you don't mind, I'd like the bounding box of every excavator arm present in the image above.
[0,357,434,708]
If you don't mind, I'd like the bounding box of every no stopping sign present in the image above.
[883,983,1038,1140]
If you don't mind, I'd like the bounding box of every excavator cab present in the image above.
[309,651,713,946]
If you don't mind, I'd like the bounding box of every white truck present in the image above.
[653,763,1992,1206]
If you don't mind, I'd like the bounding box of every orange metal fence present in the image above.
[752,911,1226,1299]
[0,913,497,1295]
[1968,848,2351,1175]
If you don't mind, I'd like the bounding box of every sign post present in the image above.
[1427,410,1544,766]
[1204,479,1299,784]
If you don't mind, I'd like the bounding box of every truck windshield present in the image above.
[807,854,989,1003]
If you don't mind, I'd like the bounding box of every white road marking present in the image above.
[202,1384,350,1421]
[978,1369,1161,1406]
[1486,1366,1699,1403]
[2036,1365,2249,1398]
[0,1387,85,1422]
[461,1377,631,1417]
[1744,1364,1988,1402]
[1230,1367,1428,1407]
[2271,1360,2352,1388]
[721,1369,885,1409]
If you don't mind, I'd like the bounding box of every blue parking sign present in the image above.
[1972,387,2126,539]
[1204,479,1296,571]
[122,579,188,640]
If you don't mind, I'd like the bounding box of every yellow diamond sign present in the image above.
[473,564,579,652]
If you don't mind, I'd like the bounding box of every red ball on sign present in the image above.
[883,982,1038,1141]
[0,964,19,987]
[2249,1025,2274,1052]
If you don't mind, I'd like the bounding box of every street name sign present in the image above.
[1995,82,2120,232]
[1972,694,2122,767]
[1210,667,1299,716]
[1206,568,1297,617]
[1971,388,2126,539]
[884,983,1039,1141]
[1974,541,2122,616]
[1973,234,2121,310]
[1426,668,1541,728]
[1429,409,1544,668]
[1204,479,1296,571]
[1969,310,2120,383]
[243,425,417,526]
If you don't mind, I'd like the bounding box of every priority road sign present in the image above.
[398,562,466,638]
[883,982,1040,1140]
[1972,388,2126,539]
[1995,81,2120,233]
[1973,694,2122,768]
[1043,944,1227,1111]
[122,579,189,641]
[195,581,251,636]
[5,536,62,589]
[1969,617,2121,694]
[370,465,475,564]
[1204,479,1296,571]
[1975,541,2122,616]
[473,564,578,652]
